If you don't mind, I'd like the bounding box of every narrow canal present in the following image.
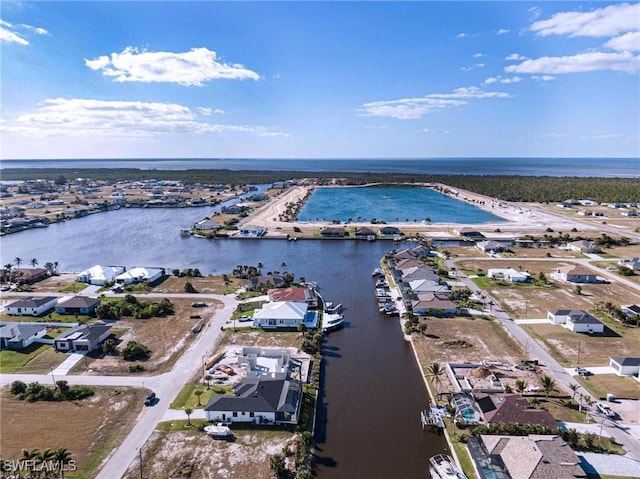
[0,208,449,477]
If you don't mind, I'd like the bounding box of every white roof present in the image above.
[254,301,307,320]
[115,267,163,281]
[78,265,125,281]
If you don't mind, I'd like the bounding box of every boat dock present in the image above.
[421,404,447,430]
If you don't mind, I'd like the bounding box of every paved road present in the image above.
[0,292,238,479]
[447,259,640,462]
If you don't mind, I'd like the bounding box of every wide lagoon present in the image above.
[297,186,505,224]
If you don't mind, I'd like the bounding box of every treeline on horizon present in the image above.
[2,167,638,203]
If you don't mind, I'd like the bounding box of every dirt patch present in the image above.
[153,276,242,295]
[0,387,145,478]
[126,429,293,479]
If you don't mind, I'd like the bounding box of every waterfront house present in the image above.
[378,226,401,237]
[252,301,318,329]
[408,279,451,296]
[320,226,347,237]
[488,268,531,283]
[0,322,47,350]
[204,378,302,425]
[476,240,508,254]
[237,347,305,381]
[468,435,585,479]
[77,265,126,285]
[411,294,457,316]
[454,227,484,238]
[567,240,601,254]
[547,310,604,334]
[221,204,248,215]
[475,394,557,428]
[54,323,112,352]
[401,267,441,283]
[618,257,640,271]
[609,357,640,377]
[238,225,267,237]
[115,267,165,285]
[553,265,598,283]
[268,287,317,307]
[354,227,376,240]
[193,219,222,231]
[55,295,100,315]
[245,275,286,291]
[1,268,49,285]
[4,296,58,316]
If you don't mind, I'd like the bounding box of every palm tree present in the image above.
[257,262,264,273]
[21,448,39,477]
[38,448,54,478]
[184,407,193,426]
[194,389,204,407]
[539,374,557,398]
[30,258,39,268]
[427,362,445,398]
[514,379,528,395]
[569,383,581,404]
[53,448,72,479]
[53,261,59,273]
[14,257,23,268]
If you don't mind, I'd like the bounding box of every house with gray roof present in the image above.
[609,357,640,377]
[55,295,100,315]
[547,310,604,334]
[54,323,111,352]
[204,378,302,425]
[0,322,47,350]
[4,296,58,316]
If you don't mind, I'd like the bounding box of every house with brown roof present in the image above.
[1,268,48,285]
[553,265,598,283]
[469,435,585,479]
[475,394,557,428]
[411,294,457,316]
[354,227,376,239]
[268,287,317,307]
[320,226,347,237]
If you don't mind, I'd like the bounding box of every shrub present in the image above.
[128,364,145,373]
[120,341,150,361]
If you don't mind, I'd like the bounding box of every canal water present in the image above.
[0,208,449,477]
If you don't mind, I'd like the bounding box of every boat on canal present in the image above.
[322,313,345,331]
[429,454,467,479]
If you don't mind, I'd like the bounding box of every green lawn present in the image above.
[0,343,66,373]
[171,383,232,409]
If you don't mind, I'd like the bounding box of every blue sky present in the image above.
[1,1,639,159]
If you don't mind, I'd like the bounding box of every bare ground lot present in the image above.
[575,374,640,402]
[152,275,241,294]
[0,387,145,479]
[454,259,640,319]
[125,429,293,479]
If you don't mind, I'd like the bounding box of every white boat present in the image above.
[204,423,233,439]
[429,454,467,479]
[372,268,384,277]
[325,302,343,313]
[322,313,344,331]
[180,228,191,236]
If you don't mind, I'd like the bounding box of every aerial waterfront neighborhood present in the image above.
[1,172,639,479]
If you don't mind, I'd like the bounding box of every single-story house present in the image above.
[245,275,287,291]
[253,301,318,329]
[0,322,47,350]
[567,240,601,254]
[395,258,423,270]
[320,226,347,237]
[354,227,376,240]
[411,294,457,316]
[77,265,126,285]
[622,304,640,317]
[0,268,48,285]
[547,310,604,334]
[488,268,531,283]
[238,225,267,237]
[468,435,585,479]
[408,279,451,296]
[554,265,599,283]
[115,267,165,285]
[54,324,112,352]
[378,226,401,237]
[3,296,58,316]
[609,357,640,377]
[476,240,508,254]
[192,219,222,231]
[55,295,101,315]
[475,394,557,428]
[400,267,441,283]
[618,257,640,271]
[221,204,249,215]
[454,227,484,238]
[204,378,302,425]
[268,287,316,306]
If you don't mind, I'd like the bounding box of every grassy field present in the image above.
[153,275,243,294]
[0,387,145,479]
[171,383,233,409]
[575,374,640,401]
[0,343,68,374]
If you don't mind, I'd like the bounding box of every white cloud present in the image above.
[197,107,213,116]
[417,128,430,133]
[85,46,260,86]
[506,53,528,61]
[497,29,510,35]
[456,33,468,39]
[530,3,640,38]
[1,98,283,138]
[528,7,542,22]
[359,87,509,120]
[473,53,485,58]
[484,76,522,85]
[505,51,640,74]
[532,75,555,82]
[20,23,49,35]
[0,19,29,45]
[605,32,640,53]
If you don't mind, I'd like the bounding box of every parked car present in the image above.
[192,301,206,308]
[575,367,593,376]
[144,391,156,406]
[0,285,10,291]
[238,315,252,322]
[596,402,615,417]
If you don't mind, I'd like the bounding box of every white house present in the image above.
[238,225,267,237]
[567,240,601,254]
[3,296,58,316]
[488,268,531,283]
[204,378,302,425]
[609,357,640,377]
[554,265,598,283]
[0,322,47,350]
[77,265,126,285]
[253,301,318,329]
[618,258,640,271]
[115,267,165,285]
[476,240,508,254]
[192,219,222,231]
[547,310,604,334]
